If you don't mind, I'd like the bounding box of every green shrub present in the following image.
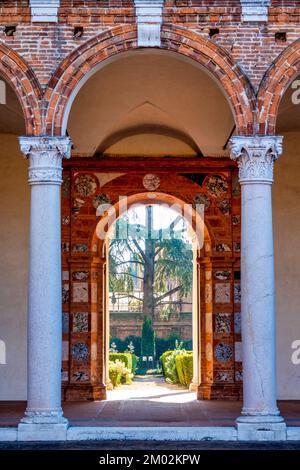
[160,350,174,377]
[109,359,133,388]
[141,317,155,357]
[155,334,192,359]
[109,360,122,387]
[182,353,193,387]
[182,339,193,351]
[131,354,138,374]
[160,342,193,386]
[110,337,126,353]
[109,352,133,372]
[175,353,193,387]
[175,355,186,386]
[160,342,185,384]
[109,352,138,374]
[124,335,141,357]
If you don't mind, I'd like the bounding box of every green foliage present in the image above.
[160,350,174,378]
[108,206,193,318]
[175,355,186,386]
[109,352,133,373]
[109,337,125,353]
[155,332,181,358]
[125,335,141,356]
[161,346,193,388]
[182,353,193,387]
[110,336,142,356]
[110,334,191,359]
[109,360,133,388]
[131,354,137,374]
[182,339,193,351]
[125,341,135,354]
[154,238,193,301]
[141,317,155,357]
[175,353,193,387]
[163,341,186,384]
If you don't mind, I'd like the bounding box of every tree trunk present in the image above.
[142,206,155,320]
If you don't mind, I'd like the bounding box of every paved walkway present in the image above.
[1,375,300,428]
[107,375,196,402]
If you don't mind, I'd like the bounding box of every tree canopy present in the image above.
[109,205,193,320]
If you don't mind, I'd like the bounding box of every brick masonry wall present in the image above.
[0,2,299,88]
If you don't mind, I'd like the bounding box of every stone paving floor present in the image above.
[1,375,300,428]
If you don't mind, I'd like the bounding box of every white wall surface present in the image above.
[0,134,28,400]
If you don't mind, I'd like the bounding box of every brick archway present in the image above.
[45,24,256,136]
[258,39,300,135]
[93,192,211,401]
[0,43,42,135]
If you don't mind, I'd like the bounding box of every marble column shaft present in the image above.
[230,135,284,425]
[19,136,71,425]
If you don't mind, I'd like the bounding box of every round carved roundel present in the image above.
[143,174,160,191]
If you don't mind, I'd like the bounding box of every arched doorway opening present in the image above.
[96,193,206,400]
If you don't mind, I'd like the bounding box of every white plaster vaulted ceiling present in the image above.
[0,79,25,135]
[67,50,234,157]
[276,78,300,134]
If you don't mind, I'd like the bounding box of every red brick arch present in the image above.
[45,24,256,136]
[0,43,42,135]
[258,38,300,135]
[90,191,212,255]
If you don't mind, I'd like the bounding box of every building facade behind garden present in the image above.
[0,0,300,441]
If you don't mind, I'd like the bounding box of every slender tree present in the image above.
[141,317,155,357]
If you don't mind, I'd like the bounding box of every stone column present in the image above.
[230,136,286,441]
[18,136,71,441]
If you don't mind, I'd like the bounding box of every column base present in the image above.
[189,381,198,392]
[197,383,242,400]
[62,383,107,401]
[237,415,287,441]
[18,422,68,441]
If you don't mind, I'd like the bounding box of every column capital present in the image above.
[229,135,283,184]
[19,136,72,185]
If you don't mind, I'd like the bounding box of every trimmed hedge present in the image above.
[109,353,137,373]
[161,350,193,387]
[160,350,174,380]
[131,354,137,374]
[175,353,193,387]
[175,355,186,386]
